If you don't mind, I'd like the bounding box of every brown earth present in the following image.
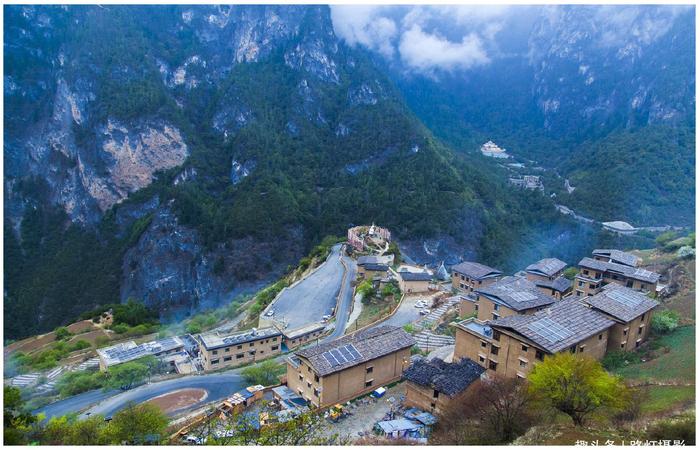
[147,389,209,414]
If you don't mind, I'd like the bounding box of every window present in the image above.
[620,343,625,349]
[224,356,232,362]
[638,326,643,335]
[271,345,279,351]
[492,313,500,321]
[307,382,311,388]
[314,375,319,382]
[273,337,278,342]
[623,329,628,336]
[249,351,256,355]
[569,345,576,354]
[212,359,219,365]
[365,380,373,388]
[475,304,479,311]
[521,344,528,352]
[313,388,320,397]
[579,345,585,353]
[576,291,582,297]
[433,389,439,399]
[212,350,218,355]
[492,331,500,341]
[225,348,230,353]
[519,360,527,368]
[366,366,373,374]
[259,350,264,354]
[641,313,646,322]
[635,340,641,348]
[480,341,487,348]
[578,281,584,287]
[490,346,499,356]
[535,350,544,361]
[488,361,498,370]
[583,270,589,276]
[236,354,244,359]
[598,334,603,340]
[589,283,596,289]
[249,343,254,347]
[237,345,242,350]
[494,304,500,311]
[299,375,304,381]
[430,402,436,409]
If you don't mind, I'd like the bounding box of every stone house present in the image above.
[451,261,502,293]
[460,276,555,321]
[286,325,414,408]
[197,327,282,371]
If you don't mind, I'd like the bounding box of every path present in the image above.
[323,249,358,342]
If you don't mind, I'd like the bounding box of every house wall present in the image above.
[200,336,282,371]
[287,348,411,408]
[284,329,325,350]
[400,279,430,294]
[454,325,610,379]
[575,268,657,297]
[535,285,564,300]
[358,267,388,280]
[606,310,654,352]
[404,381,451,414]
[452,273,498,293]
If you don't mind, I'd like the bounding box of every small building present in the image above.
[403,357,485,414]
[197,327,282,371]
[509,175,543,191]
[357,263,389,280]
[286,325,414,408]
[281,323,326,350]
[592,249,641,267]
[397,271,432,294]
[575,257,660,297]
[96,337,184,371]
[525,258,571,299]
[220,385,265,415]
[451,261,502,293]
[375,418,424,440]
[480,141,510,158]
[460,276,555,321]
[602,221,638,235]
[584,284,659,352]
[347,224,391,252]
[454,298,614,379]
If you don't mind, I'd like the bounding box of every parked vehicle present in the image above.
[265,309,275,317]
[419,309,430,315]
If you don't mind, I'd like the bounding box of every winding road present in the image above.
[37,244,359,421]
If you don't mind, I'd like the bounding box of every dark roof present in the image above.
[363,263,388,272]
[403,357,485,397]
[592,249,640,267]
[578,257,660,284]
[534,276,572,293]
[476,276,555,311]
[357,255,393,266]
[451,261,502,280]
[585,284,659,323]
[295,325,414,377]
[399,271,432,282]
[526,258,567,277]
[490,297,614,353]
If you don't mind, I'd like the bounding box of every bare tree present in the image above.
[431,376,541,445]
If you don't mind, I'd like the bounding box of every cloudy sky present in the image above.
[329,5,690,75]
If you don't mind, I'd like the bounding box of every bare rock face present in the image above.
[121,206,305,316]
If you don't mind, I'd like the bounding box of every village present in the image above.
[6,221,692,444]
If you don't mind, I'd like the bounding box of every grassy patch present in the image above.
[614,326,695,383]
[349,296,399,331]
[641,385,696,415]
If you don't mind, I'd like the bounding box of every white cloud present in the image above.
[330,6,398,58]
[399,25,490,72]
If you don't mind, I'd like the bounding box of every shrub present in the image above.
[54,327,72,341]
[68,340,91,352]
[646,413,695,445]
[677,246,695,259]
[651,310,680,335]
[601,350,642,371]
[241,360,285,386]
[562,267,579,280]
[656,231,677,248]
[403,324,415,334]
[111,324,129,334]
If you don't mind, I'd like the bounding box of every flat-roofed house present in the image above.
[451,261,502,293]
[96,337,185,371]
[525,258,572,299]
[592,249,641,267]
[286,325,414,407]
[454,298,614,379]
[282,323,326,350]
[197,327,282,371]
[584,284,659,352]
[575,257,660,297]
[460,276,555,321]
[403,357,485,413]
[398,271,432,294]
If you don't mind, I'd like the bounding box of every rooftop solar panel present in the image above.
[606,288,645,308]
[527,318,573,343]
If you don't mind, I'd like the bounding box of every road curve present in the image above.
[323,248,357,342]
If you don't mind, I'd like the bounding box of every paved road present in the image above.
[323,250,357,342]
[36,388,119,421]
[373,294,430,329]
[270,244,346,330]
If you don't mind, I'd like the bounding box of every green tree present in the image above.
[105,358,153,390]
[651,310,681,335]
[357,280,375,300]
[241,360,285,386]
[528,353,629,426]
[562,267,579,281]
[54,327,72,341]
[4,386,37,445]
[102,403,169,444]
[656,231,678,248]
